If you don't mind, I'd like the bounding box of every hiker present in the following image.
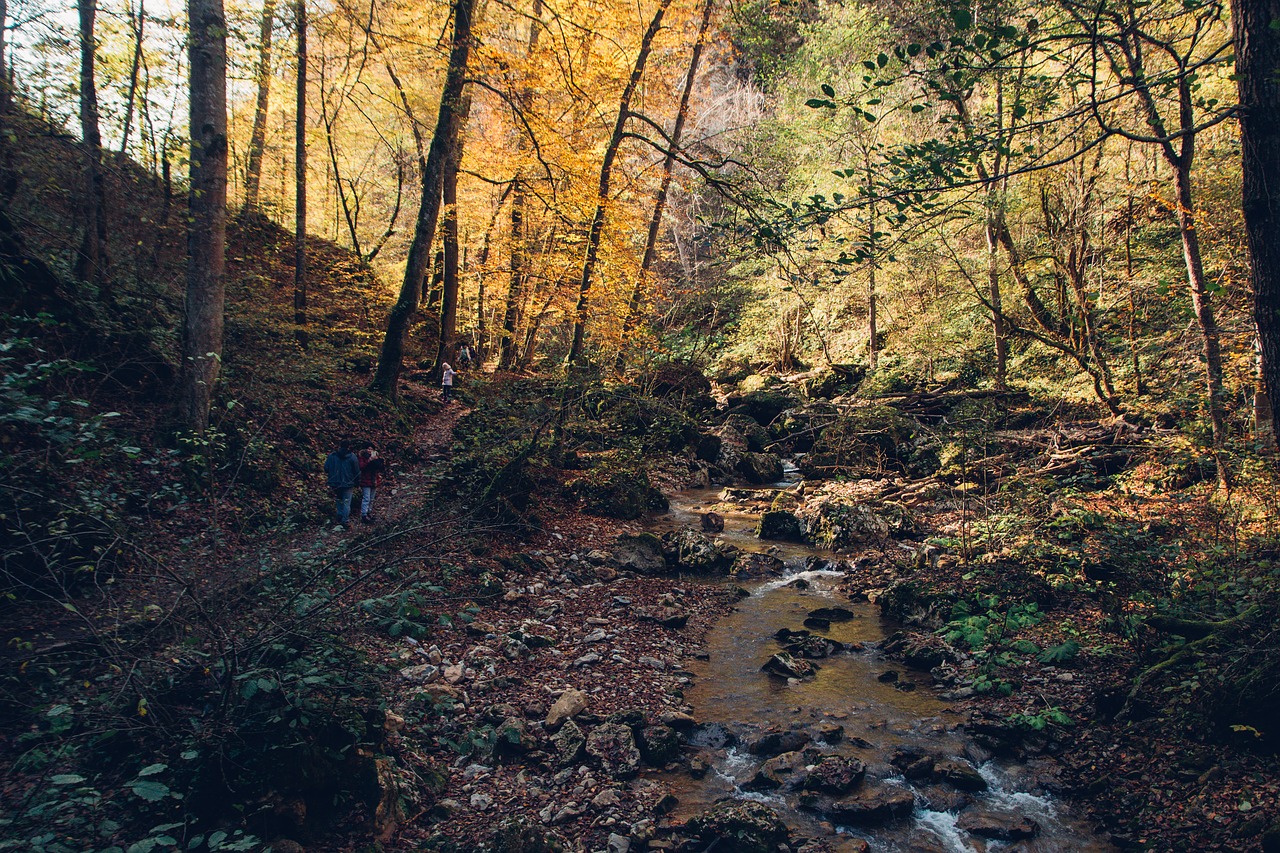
[357,445,388,523]
[456,342,473,370]
[323,439,361,527]
[441,362,456,403]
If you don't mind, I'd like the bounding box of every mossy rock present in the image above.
[800,406,916,478]
[567,454,655,520]
[686,800,790,853]
[804,364,866,400]
[725,387,801,426]
[757,510,802,541]
[724,414,772,452]
[737,452,783,484]
[769,404,839,453]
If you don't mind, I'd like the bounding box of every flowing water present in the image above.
[648,483,1115,853]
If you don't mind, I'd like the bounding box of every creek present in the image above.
[646,482,1116,853]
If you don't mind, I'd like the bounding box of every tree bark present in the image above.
[179,0,228,433]
[434,119,467,374]
[369,0,478,398]
[76,0,109,287]
[566,0,674,365]
[616,0,714,372]
[1232,0,1280,453]
[243,0,275,213]
[119,0,145,155]
[293,0,307,328]
[0,0,9,112]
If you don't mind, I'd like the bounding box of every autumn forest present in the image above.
[2,0,1280,848]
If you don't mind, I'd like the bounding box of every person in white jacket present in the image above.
[441,362,456,403]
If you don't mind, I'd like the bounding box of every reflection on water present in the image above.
[650,486,1114,852]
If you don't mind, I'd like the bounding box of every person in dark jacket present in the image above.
[357,445,388,523]
[323,440,361,526]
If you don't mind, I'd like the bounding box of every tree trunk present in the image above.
[119,0,145,155]
[76,0,109,287]
[0,0,9,112]
[369,0,478,398]
[566,0,674,365]
[986,212,1008,390]
[499,181,525,369]
[179,0,228,433]
[243,0,275,213]
[1232,0,1280,453]
[434,127,466,374]
[293,0,307,328]
[616,0,714,372]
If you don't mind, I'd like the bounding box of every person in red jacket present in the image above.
[357,445,388,523]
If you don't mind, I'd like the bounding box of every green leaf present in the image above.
[127,780,171,802]
[877,52,889,67]
[952,7,973,29]
[821,83,835,97]
[137,763,167,777]
[51,774,86,785]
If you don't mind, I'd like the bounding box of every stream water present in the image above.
[647,482,1115,853]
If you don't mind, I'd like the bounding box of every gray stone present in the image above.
[586,722,641,779]
[546,688,589,729]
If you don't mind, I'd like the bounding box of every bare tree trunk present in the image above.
[474,184,511,359]
[0,0,9,112]
[243,0,275,213]
[293,0,306,328]
[434,123,467,374]
[370,0,478,398]
[76,0,109,287]
[119,0,145,154]
[616,0,714,372]
[179,0,227,433]
[566,0,674,365]
[1232,0,1280,454]
[985,211,1008,390]
[499,182,525,369]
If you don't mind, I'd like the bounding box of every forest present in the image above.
[2,0,1280,847]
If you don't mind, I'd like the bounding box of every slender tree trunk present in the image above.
[0,0,9,112]
[474,184,511,359]
[616,0,713,372]
[1172,160,1227,445]
[76,0,109,287]
[179,0,228,433]
[434,133,464,373]
[985,212,1008,390]
[369,0,478,398]
[1232,0,1280,453]
[868,265,878,370]
[119,0,145,154]
[499,181,526,368]
[243,0,275,213]
[293,0,307,329]
[566,0,674,365]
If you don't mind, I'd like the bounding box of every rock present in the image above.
[689,722,738,749]
[443,663,466,683]
[694,432,723,462]
[762,651,816,679]
[933,758,987,792]
[731,551,787,578]
[737,451,784,484]
[775,627,811,642]
[546,688,589,729]
[700,511,725,532]
[745,749,811,791]
[399,663,440,684]
[635,606,688,629]
[495,717,536,757]
[586,722,641,779]
[802,615,830,631]
[688,753,711,778]
[659,711,697,731]
[815,722,844,744]
[878,670,899,683]
[890,748,936,780]
[661,529,738,574]
[607,832,631,853]
[470,792,494,810]
[686,800,790,853]
[593,788,622,809]
[371,757,406,842]
[611,532,667,575]
[956,809,1040,840]
[573,652,601,667]
[804,756,866,795]
[551,720,586,766]
[747,728,812,756]
[784,635,840,659]
[594,565,619,582]
[881,631,956,671]
[725,387,801,425]
[807,606,855,621]
[266,841,303,853]
[638,724,682,766]
[823,785,915,826]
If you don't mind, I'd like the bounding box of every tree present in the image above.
[369,0,479,398]
[1231,0,1280,449]
[243,0,276,213]
[294,0,306,328]
[75,0,109,287]
[118,0,145,155]
[566,0,676,365]
[179,0,228,433]
[616,0,715,372]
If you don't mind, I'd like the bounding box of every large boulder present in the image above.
[821,785,915,826]
[799,406,916,479]
[737,452,784,485]
[644,362,714,411]
[611,532,667,575]
[770,403,840,453]
[956,809,1040,840]
[804,756,866,795]
[731,551,786,579]
[585,722,641,779]
[757,509,802,541]
[662,529,738,574]
[762,652,816,679]
[724,414,772,453]
[725,384,801,425]
[746,728,812,757]
[744,750,812,792]
[804,365,866,400]
[881,631,957,672]
[567,454,660,520]
[638,724,683,766]
[686,801,790,853]
[795,496,913,548]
